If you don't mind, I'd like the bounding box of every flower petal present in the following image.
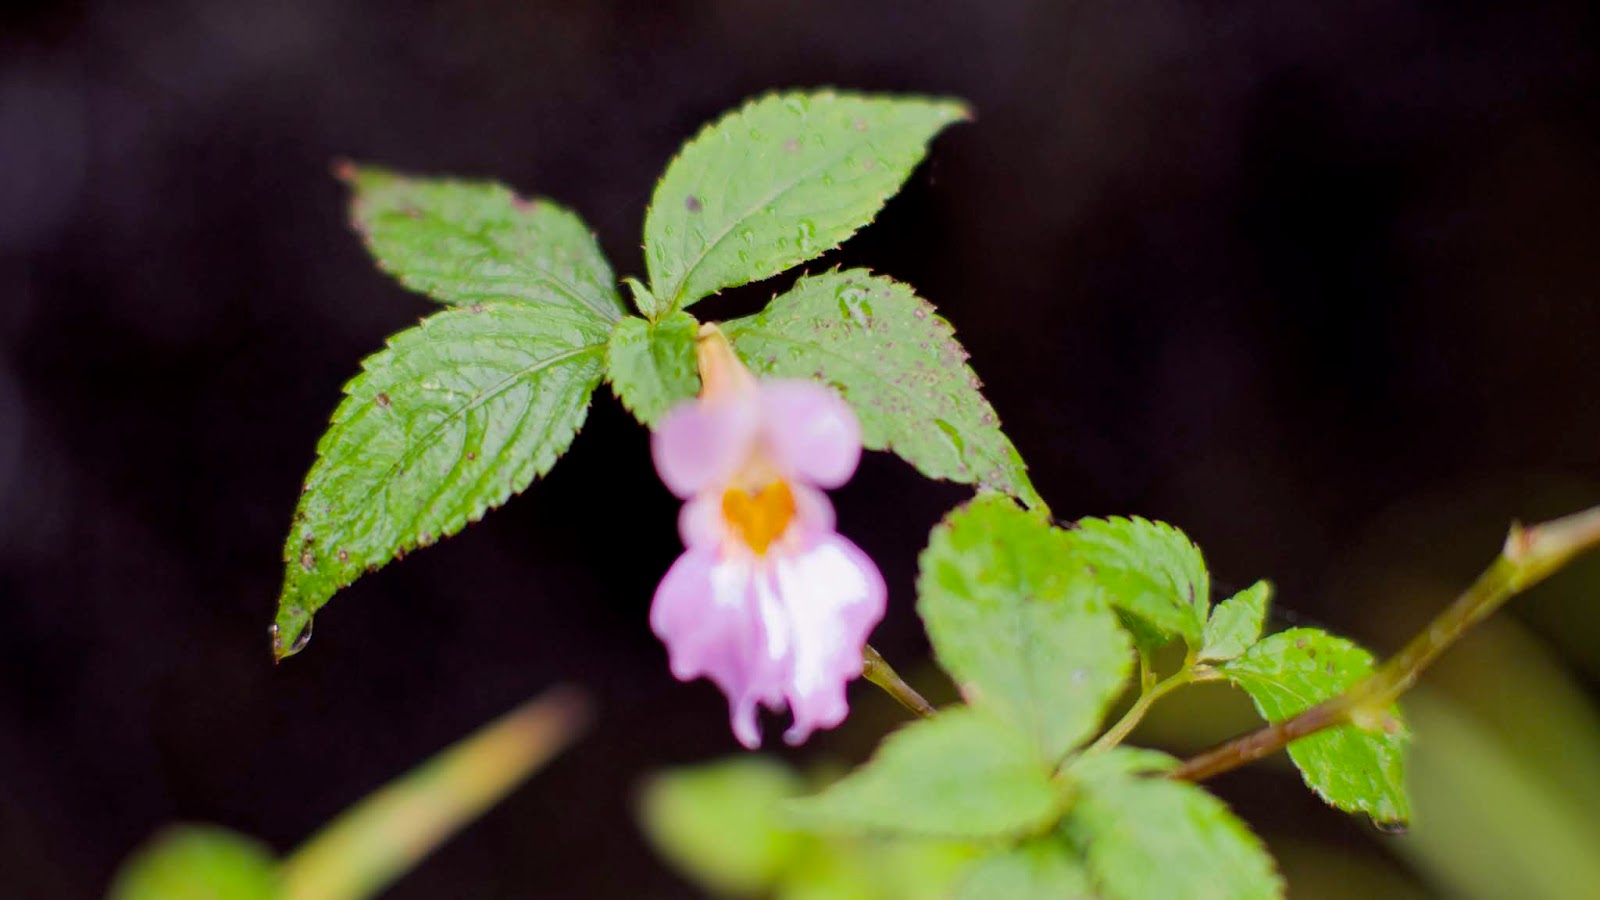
[770,534,886,745]
[650,548,787,748]
[652,393,759,498]
[759,381,862,489]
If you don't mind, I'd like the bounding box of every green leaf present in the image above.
[789,708,1060,839]
[1063,762,1283,900]
[109,825,278,900]
[953,838,1093,900]
[1062,517,1209,649]
[777,839,976,900]
[606,311,702,426]
[726,270,1043,508]
[1199,580,1271,662]
[645,91,967,312]
[639,756,806,896]
[917,496,1132,761]
[1221,628,1410,825]
[342,164,625,322]
[273,302,608,657]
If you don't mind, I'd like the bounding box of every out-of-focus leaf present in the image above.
[789,708,1060,839]
[639,757,806,896]
[952,838,1093,900]
[108,825,278,900]
[1063,760,1283,900]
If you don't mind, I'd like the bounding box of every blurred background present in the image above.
[3,0,1600,896]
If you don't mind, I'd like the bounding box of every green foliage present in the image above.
[644,91,967,314]
[342,165,626,322]
[639,757,806,896]
[1062,751,1284,900]
[109,826,278,900]
[274,302,608,656]
[789,708,1062,839]
[1200,580,1271,662]
[917,495,1132,761]
[726,271,1043,508]
[1222,628,1410,825]
[606,310,701,426]
[1062,516,1210,649]
[952,838,1093,900]
[640,757,972,900]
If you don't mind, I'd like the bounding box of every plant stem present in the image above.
[1090,666,1193,753]
[862,645,937,718]
[1172,503,1600,783]
[278,688,590,900]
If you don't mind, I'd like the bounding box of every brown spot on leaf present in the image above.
[299,551,315,571]
[375,392,391,408]
[337,549,349,563]
[685,194,702,213]
[466,451,477,460]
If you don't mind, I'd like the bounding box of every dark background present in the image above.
[4,0,1600,896]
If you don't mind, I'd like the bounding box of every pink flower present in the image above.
[650,327,886,748]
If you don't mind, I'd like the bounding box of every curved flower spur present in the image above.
[650,325,886,748]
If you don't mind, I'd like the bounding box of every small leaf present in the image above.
[953,838,1093,900]
[1199,580,1271,662]
[342,164,625,322]
[640,756,807,896]
[274,303,608,656]
[789,708,1060,839]
[726,270,1042,508]
[109,825,278,900]
[607,311,702,426]
[1062,517,1209,649]
[917,496,1132,761]
[1063,763,1283,900]
[645,91,967,312]
[1222,628,1410,825]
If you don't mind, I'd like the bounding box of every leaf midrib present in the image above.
[310,340,606,551]
[659,124,892,310]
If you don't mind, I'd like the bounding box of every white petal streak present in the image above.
[772,535,886,744]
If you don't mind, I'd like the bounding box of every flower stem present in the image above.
[1172,503,1600,783]
[863,645,937,718]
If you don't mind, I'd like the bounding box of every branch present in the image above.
[1172,503,1600,783]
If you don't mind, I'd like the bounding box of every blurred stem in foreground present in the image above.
[278,687,591,900]
[1173,504,1600,782]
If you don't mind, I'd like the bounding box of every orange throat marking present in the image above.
[721,481,797,555]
